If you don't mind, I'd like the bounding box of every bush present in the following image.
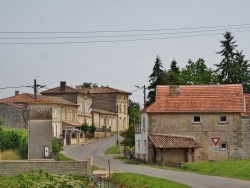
[0,128,28,159]
[52,138,62,154]
[18,136,28,159]
[18,169,84,188]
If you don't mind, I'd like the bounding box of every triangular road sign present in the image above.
[211,137,220,146]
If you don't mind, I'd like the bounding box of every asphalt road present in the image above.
[61,135,250,188]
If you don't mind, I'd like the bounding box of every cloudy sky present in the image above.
[0,0,250,107]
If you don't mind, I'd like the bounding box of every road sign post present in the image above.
[211,137,220,175]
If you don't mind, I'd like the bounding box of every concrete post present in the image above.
[87,156,93,176]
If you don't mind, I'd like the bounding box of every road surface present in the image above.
[61,135,250,188]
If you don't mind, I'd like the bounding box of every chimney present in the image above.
[15,91,19,96]
[169,85,181,96]
[60,81,66,92]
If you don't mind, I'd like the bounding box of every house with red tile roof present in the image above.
[135,84,250,166]
[0,92,83,146]
[76,85,131,132]
[41,81,93,126]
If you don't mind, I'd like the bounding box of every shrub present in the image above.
[18,136,28,159]
[0,128,28,159]
[18,169,84,188]
[52,138,62,154]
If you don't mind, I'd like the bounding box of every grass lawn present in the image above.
[105,143,120,154]
[0,149,21,160]
[109,172,190,188]
[181,159,250,180]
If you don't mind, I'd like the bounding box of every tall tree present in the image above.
[215,31,238,83]
[146,56,165,106]
[231,50,250,83]
[179,58,218,85]
[164,59,181,85]
[128,99,140,125]
[232,50,250,92]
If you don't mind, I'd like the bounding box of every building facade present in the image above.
[135,84,250,166]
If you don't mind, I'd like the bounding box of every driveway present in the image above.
[61,135,250,188]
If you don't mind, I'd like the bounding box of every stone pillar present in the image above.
[87,156,93,176]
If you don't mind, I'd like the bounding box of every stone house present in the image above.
[92,108,118,131]
[76,86,131,132]
[41,81,93,126]
[0,92,84,146]
[135,84,250,166]
[0,92,33,128]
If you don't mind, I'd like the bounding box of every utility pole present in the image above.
[135,85,147,108]
[143,85,146,108]
[32,79,46,100]
[34,79,37,100]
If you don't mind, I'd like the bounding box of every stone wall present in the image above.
[0,160,88,176]
[148,113,250,161]
[92,93,117,113]
[0,103,28,129]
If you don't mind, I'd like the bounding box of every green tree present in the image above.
[147,55,165,106]
[215,31,238,83]
[120,125,135,147]
[128,99,140,125]
[0,118,3,132]
[81,123,89,136]
[179,58,218,84]
[231,50,250,91]
[164,59,181,85]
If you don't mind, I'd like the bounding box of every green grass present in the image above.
[105,144,120,154]
[57,153,74,161]
[109,172,190,188]
[0,176,19,188]
[181,159,250,180]
[0,149,21,160]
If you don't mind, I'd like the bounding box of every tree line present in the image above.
[147,31,250,106]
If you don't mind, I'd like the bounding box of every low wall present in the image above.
[0,159,91,177]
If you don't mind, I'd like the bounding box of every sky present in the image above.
[0,0,250,108]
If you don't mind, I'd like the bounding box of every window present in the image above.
[220,115,227,123]
[119,104,122,113]
[124,105,127,114]
[54,108,58,119]
[193,116,201,123]
[221,143,227,150]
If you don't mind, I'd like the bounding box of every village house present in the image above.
[0,92,84,146]
[76,86,132,132]
[0,91,29,129]
[41,81,93,126]
[135,84,250,166]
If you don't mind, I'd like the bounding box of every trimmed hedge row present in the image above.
[0,127,28,159]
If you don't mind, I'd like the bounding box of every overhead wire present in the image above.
[0,23,249,34]
[0,29,249,45]
[0,24,249,45]
[0,26,249,40]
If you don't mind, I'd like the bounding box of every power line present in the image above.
[0,86,31,89]
[0,29,249,45]
[0,23,249,34]
[0,26,249,40]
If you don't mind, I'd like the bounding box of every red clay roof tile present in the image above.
[149,134,200,149]
[77,86,131,95]
[156,84,243,101]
